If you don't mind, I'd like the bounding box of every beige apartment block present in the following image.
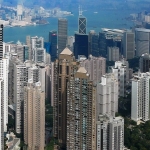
[53,47,79,148]
[24,81,45,150]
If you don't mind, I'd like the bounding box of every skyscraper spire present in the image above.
[79,5,83,16]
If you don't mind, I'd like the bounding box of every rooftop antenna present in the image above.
[79,5,83,16]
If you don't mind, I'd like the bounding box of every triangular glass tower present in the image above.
[78,5,87,34]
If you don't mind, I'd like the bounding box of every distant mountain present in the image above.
[1,0,149,10]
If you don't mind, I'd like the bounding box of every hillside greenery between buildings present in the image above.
[117,95,150,150]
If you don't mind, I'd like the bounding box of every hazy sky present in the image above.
[1,0,150,8]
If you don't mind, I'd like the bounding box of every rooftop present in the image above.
[135,28,150,32]
[77,67,87,74]
[60,47,73,55]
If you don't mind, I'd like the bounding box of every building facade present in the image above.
[131,72,150,122]
[67,36,75,52]
[96,74,118,118]
[135,28,150,56]
[107,46,120,61]
[24,81,45,150]
[31,36,46,63]
[139,53,150,72]
[74,33,88,59]
[78,16,86,34]
[123,32,135,60]
[67,67,96,150]
[0,79,4,150]
[0,24,3,60]
[109,116,124,150]
[28,65,39,83]
[97,115,124,150]
[80,55,106,84]
[26,36,32,61]
[0,58,9,132]
[109,60,129,97]
[53,47,79,148]
[58,18,68,55]
[14,64,27,134]
[49,31,57,61]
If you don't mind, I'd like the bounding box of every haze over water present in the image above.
[4,9,137,43]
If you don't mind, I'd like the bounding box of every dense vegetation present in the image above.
[118,94,150,150]
[45,138,55,150]
[125,119,150,150]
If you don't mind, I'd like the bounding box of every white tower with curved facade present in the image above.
[135,28,150,56]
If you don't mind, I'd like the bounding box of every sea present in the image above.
[3,9,139,43]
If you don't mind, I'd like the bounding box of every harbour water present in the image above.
[4,9,137,43]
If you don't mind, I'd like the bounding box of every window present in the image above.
[66,66,69,75]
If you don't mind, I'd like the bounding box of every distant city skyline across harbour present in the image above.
[4,9,138,43]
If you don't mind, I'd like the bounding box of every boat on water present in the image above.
[94,12,98,14]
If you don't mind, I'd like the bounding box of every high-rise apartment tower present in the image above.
[131,72,150,122]
[67,67,96,150]
[24,81,45,150]
[97,115,124,150]
[53,47,79,148]
[96,73,118,118]
[0,24,3,60]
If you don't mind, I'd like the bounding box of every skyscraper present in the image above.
[109,116,124,150]
[91,33,99,56]
[96,73,118,118]
[107,46,120,61]
[99,32,114,58]
[26,36,32,61]
[88,30,99,56]
[49,30,57,61]
[24,45,29,61]
[109,60,130,97]
[31,36,46,63]
[80,55,106,84]
[139,53,150,72]
[17,4,23,21]
[28,65,39,83]
[53,47,79,148]
[135,28,150,56]
[51,62,54,106]
[74,33,88,58]
[131,72,150,122]
[78,6,86,34]
[0,24,3,60]
[123,32,135,60]
[67,36,75,52]
[24,81,45,150]
[97,115,124,150]
[0,58,9,132]
[16,44,24,62]
[0,79,4,150]
[67,67,96,150]
[14,64,27,134]
[99,32,107,57]
[58,18,68,55]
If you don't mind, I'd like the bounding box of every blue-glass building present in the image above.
[49,31,57,61]
[44,42,51,54]
[74,33,88,59]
